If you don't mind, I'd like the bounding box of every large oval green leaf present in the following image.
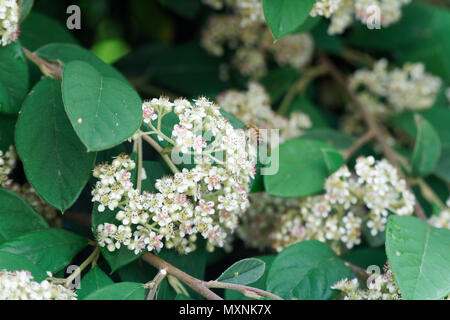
[262,0,315,39]
[0,229,87,273]
[16,77,96,211]
[0,188,49,244]
[76,266,114,299]
[266,240,351,300]
[62,60,142,151]
[385,215,450,300]
[264,138,344,197]
[0,41,29,114]
[0,251,47,281]
[217,258,266,285]
[83,282,146,300]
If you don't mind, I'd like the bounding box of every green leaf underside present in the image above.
[0,188,49,245]
[262,0,316,39]
[82,282,146,300]
[217,258,266,285]
[62,60,142,151]
[16,77,96,211]
[225,255,275,300]
[385,216,450,300]
[0,229,87,273]
[266,241,351,300]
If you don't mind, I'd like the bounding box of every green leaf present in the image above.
[76,266,114,299]
[266,240,351,300]
[0,251,47,281]
[20,0,34,22]
[225,255,275,300]
[302,128,354,150]
[217,258,266,285]
[262,0,316,39]
[82,282,146,300]
[0,41,29,114]
[0,188,49,244]
[19,12,78,51]
[16,77,96,211]
[92,205,143,273]
[62,60,142,151]
[219,110,245,129]
[35,43,129,83]
[0,229,87,273]
[411,115,441,177]
[264,138,344,197]
[0,115,16,151]
[385,215,450,300]
[342,248,387,270]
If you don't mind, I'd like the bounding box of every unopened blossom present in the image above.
[0,269,77,300]
[217,82,312,144]
[0,145,16,186]
[332,263,402,300]
[350,59,442,113]
[0,0,20,46]
[310,0,342,18]
[270,156,415,253]
[94,97,256,254]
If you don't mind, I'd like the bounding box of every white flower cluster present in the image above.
[0,0,20,46]
[94,98,257,254]
[201,14,314,78]
[428,198,450,230]
[236,193,300,251]
[350,59,442,113]
[332,264,401,300]
[216,82,312,144]
[0,269,77,300]
[0,145,16,186]
[316,0,411,34]
[270,156,415,253]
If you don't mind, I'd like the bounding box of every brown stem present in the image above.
[345,262,369,279]
[142,252,223,300]
[205,281,283,300]
[319,52,427,221]
[23,47,63,80]
[342,130,375,161]
[146,269,167,300]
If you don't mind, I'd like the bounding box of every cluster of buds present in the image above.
[236,193,300,251]
[350,59,441,113]
[0,269,77,300]
[216,82,312,144]
[0,145,16,186]
[94,97,257,254]
[428,198,450,230]
[201,13,314,78]
[313,0,411,34]
[332,263,401,300]
[270,156,415,254]
[0,0,20,46]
